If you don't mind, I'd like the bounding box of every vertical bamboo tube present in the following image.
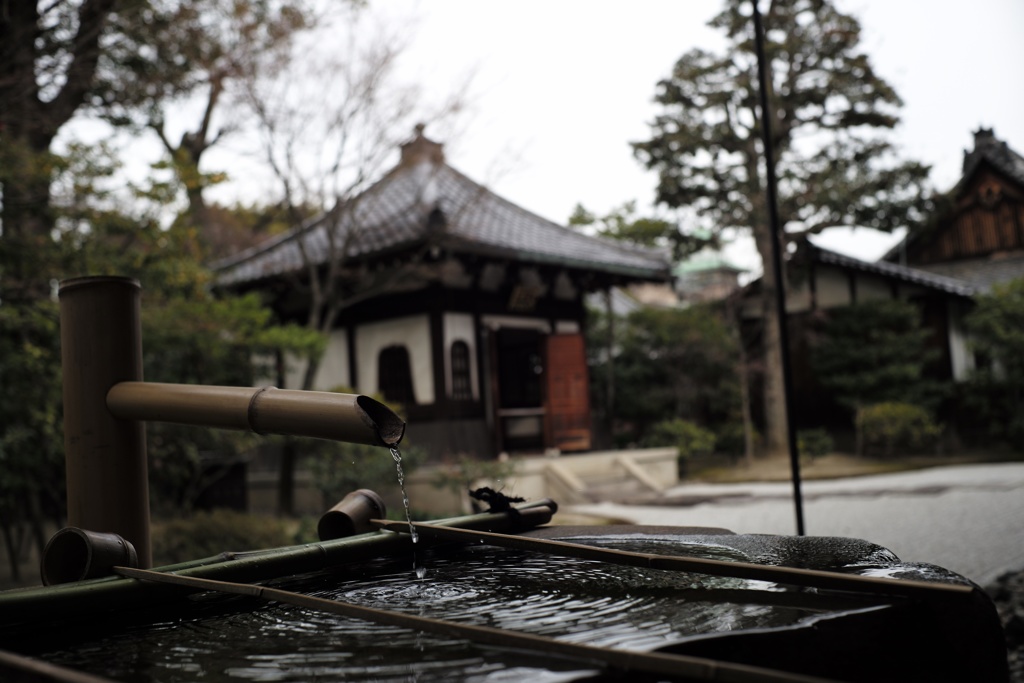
[59,277,151,567]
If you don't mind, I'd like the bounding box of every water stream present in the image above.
[390,444,425,580]
[390,445,419,545]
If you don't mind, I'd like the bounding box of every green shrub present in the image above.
[856,402,942,457]
[798,428,833,459]
[642,419,716,457]
[642,419,716,478]
[305,441,427,507]
[430,455,514,499]
[714,421,757,458]
[152,510,294,565]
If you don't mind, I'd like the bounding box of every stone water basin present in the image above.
[0,521,1008,682]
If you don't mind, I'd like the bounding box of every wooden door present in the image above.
[544,333,591,452]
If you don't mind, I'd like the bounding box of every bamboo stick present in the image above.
[0,649,120,683]
[115,566,839,683]
[372,520,975,601]
[107,382,405,447]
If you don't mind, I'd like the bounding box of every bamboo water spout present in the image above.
[58,276,405,570]
[106,383,404,447]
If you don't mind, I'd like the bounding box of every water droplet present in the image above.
[415,566,427,580]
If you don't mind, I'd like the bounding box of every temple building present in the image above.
[214,128,672,459]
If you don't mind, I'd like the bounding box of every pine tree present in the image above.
[633,0,931,455]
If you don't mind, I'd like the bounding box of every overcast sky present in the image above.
[359,0,1024,270]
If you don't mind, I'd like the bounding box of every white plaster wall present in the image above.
[948,301,975,382]
[313,330,350,390]
[270,331,351,391]
[443,313,479,400]
[282,353,307,390]
[816,268,852,309]
[356,315,434,404]
[251,353,277,387]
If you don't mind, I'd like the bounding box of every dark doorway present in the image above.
[497,329,543,408]
[494,328,545,451]
[378,345,415,405]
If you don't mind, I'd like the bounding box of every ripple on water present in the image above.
[30,536,877,682]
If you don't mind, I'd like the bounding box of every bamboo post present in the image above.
[59,277,152,567]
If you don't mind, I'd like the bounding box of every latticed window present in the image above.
[450,340,472,400]
[378,345,415,405]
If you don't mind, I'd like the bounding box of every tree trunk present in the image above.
[185,184,211,235]
[734,319,756,466]
[0,0,116,293]
[301,352,321,392]
[605,288,615,423]
[855,404,864,457]
[0,518,22,584]
[0,141,58,299]
[753,228,790,457]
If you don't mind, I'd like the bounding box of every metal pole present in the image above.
[59,276,152,566]
[751,1,805,535]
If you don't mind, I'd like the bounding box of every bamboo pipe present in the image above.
[106,382,405,447]
[59,277,152,567]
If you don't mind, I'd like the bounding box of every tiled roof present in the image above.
[213,154,672,287]
[902,254,1024,293]
[882,128,1024,263]
[961,128,1024,187]
[810,244,977,297]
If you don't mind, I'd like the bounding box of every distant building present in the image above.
[738,128,1024,443]
[739,239,977,438]
[213,128,672,459]
[674,249,745,304]
[882,127,1024,289]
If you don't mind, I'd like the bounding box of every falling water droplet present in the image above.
[390,446,419,545]
[391,444,421,580]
